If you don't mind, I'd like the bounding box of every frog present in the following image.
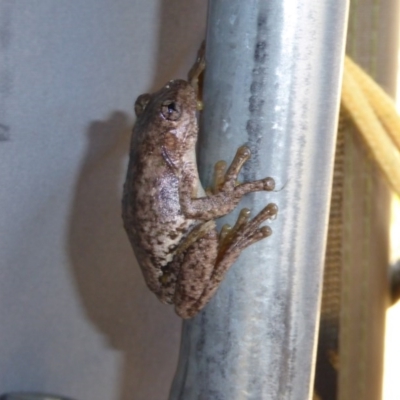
[122,44,278,319]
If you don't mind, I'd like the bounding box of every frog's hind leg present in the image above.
[157,221,217,307]
[173,228,219,319]
[179,203,277,319]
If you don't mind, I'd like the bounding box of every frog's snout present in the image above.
[162,79,197,109]
[165,79,193,93]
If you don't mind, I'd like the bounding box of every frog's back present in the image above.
[122,146,194,280]
[122,79,199,290]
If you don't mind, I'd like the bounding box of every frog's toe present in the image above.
[259,225,273,237]
[236,145,251,160]
[240,225,273,248]
[218,208,252,248]
[248,203,278,229]
[210,160,227,194]
[262,177,275,191]
[232,208,251,230]
[219,223,232,243]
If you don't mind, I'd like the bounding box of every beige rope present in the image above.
[341,57,400,197]
[345,56,400,152]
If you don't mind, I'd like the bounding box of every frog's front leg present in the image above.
[171,203,277,318]
[180,146,275,220]
[188,40,206,100]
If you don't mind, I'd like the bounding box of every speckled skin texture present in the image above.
[122,79,277,319]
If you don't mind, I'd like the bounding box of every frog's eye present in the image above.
[161,100,181,121]
[134,93,151,117]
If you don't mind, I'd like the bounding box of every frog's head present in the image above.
[135,79,197,123]
[133,80,199,158]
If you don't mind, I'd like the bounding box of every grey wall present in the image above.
[0,1,207,399]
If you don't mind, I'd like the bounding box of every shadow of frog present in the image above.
[67,111,181,400]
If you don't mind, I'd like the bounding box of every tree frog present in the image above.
[122,46,278,319]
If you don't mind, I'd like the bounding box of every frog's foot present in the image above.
[218,204,278,255]
[208,146,275,196]
[188,41,206,85]
[208,146,249,194]
[188,40,206,103]
[175,203,278,318]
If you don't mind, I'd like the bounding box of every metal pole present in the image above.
[170,1,349,399]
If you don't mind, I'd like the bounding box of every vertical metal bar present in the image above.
[170,1,349,399]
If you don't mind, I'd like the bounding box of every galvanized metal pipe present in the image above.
[170,1,349,399]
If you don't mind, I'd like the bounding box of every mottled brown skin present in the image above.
[122,79,278,319]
